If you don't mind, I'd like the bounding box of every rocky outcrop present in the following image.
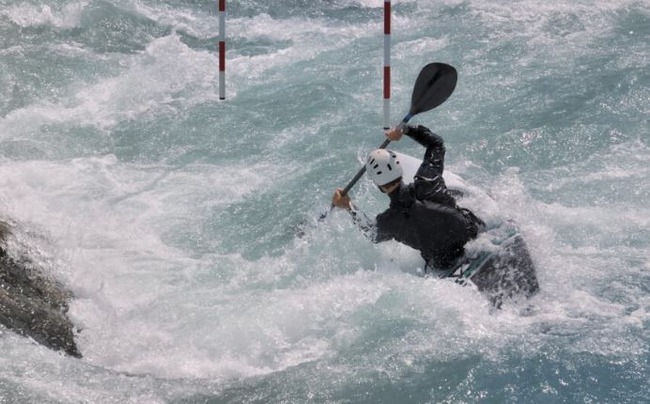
[0,220,81,357]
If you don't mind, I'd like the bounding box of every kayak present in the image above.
[427,220,540,307]
[395,151,540,306]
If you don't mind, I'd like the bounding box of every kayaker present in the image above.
[332,124,485,273]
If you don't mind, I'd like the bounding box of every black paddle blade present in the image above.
[410,63,457,116]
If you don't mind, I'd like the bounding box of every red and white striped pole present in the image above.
[218,0,226,100]
[383,0,391,129]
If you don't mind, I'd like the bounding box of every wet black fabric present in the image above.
[362,125,482,269]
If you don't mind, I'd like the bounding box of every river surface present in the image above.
[0,1,648,403]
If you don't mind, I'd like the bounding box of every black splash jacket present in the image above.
[353,125,481,269]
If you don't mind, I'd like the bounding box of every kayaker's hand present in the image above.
[385,126,403,142]
[332,189,352,210]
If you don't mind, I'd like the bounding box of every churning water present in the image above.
[1,0,648,402]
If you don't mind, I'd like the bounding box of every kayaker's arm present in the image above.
[398,125,456,205]
[349,207,378,241]
[402,125,445,183]
[331,189,384,242]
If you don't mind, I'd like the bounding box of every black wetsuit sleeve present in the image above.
[349,208,392,243]
[403,125,454,205]
[404,125,445,179]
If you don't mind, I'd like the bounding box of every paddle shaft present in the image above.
[318,118,408,221]
[339,117,411,196]
[319,63,457,222]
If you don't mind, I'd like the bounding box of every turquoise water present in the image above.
[1,0,648,402]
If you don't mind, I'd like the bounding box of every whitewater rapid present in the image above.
[1,1,648,402]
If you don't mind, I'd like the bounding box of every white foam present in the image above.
[0,34,218,134]
[2,1,88,29]
[128,0,217,39]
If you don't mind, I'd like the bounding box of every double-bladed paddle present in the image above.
[320,62,458,221]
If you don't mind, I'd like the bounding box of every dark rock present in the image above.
[0,219,81,358]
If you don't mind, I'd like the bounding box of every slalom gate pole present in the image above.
[383,0,391,129]
[219,0,226,100]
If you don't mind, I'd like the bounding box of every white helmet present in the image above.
[366,149,403,186]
